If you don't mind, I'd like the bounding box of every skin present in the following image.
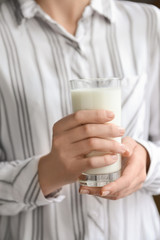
[35,0,90,35]
[37,0,150,198]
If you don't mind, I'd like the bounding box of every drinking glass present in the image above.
[70,78,121,187]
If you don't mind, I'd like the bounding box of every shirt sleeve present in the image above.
[136,7,160,195]
[0,154,65,216]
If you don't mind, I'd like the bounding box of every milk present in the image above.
[71,87,121,175]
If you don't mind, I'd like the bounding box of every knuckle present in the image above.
[87,138,97,149]
[74,111,82,123]
[87,157,95,168]
[53,135,60,148]
[83,124,92,136]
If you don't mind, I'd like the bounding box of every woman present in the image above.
[0,0,160,239]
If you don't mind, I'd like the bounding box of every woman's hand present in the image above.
[38,110,126,196]
[79,137,150,199]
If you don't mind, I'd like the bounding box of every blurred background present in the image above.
[127,0,160,8]
[0,0,159,7]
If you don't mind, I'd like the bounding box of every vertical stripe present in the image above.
[26,23,51,145]
[32,210,36,240]
[0,87,15,159]
[37,19,65,116]
[40,208,43,240]
[4,218,10,240]
[1,13,28,158]
[54,204,59,240]
[70,184,78,240]
[51,34,70,116]
[55,35,72,114]
[17,212,22,240]
[119,4,138,74]
[90,12,100,78]
[2,9,34,157]
[36,208,40,240]
[106,25,118,76]
[111,24,124,77]
[80,194,86,240]
[37,19,66,117]
[75,183,83,240]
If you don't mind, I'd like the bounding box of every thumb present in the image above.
[121,137,137,157]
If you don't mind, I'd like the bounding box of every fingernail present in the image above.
[120,144,127,153]
[112,155,118,160]
[118,127,125,135]
[101,191,110,196]
[107,111,114,119]
[80,189,90,195]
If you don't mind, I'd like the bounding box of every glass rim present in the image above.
[69,77,122,83]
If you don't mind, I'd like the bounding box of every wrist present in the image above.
[38,153,62,196]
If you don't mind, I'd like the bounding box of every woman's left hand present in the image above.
[79,137,150,200]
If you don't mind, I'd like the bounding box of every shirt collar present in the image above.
[91,0,116,22]
[13,0,116,25]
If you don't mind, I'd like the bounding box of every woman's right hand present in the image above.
[38,110,126,196]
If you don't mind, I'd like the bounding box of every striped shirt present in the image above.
[0,0,160,239]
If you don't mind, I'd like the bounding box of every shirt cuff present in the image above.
[13,156,65,206]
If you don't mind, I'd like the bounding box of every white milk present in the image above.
[71,87,121,174]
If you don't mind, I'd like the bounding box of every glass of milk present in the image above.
[70,78,121,187]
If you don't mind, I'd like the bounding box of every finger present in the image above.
[82,154,119,171]
[79,174,141,197]
[79,186,102,195]
[79,183,137,199]
[79,177,132,197]
[67,123,125,143]
[53,109,115,133]
[100,172,133,196]
[79,154,134,196]
[105,182,143,200]
[121,137,137,157]
[100,146,147,196]
[71,138,127,156]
